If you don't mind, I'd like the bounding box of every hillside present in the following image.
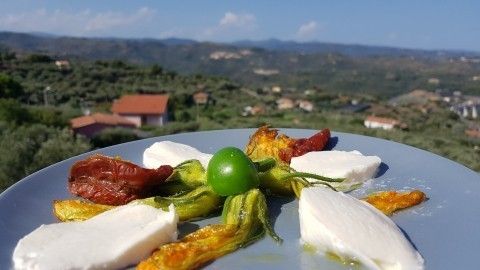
[0,51,478,192]
[1,32,480,98]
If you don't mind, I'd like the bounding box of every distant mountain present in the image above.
[2,31,478,60]
[1,31,479,97]
[232,38,479,58]
[150,37,197,46]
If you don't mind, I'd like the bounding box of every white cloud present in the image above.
[0,7,156,36]
[296,21,319,40]
[199,11,257,40]
[219,12,256,28]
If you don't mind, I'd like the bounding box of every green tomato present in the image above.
[207,147,260,196]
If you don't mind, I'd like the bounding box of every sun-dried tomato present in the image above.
[278,128,330,163]
[68,155,173,205]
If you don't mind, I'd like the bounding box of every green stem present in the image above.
[282,172,345,183]
[154,186,213,205]
[308,180,338,191]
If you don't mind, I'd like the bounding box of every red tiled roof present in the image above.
[365,115,400,125]
[111,94,169,115]
[70,113,135,129]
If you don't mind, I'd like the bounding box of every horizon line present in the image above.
[1,30,479,55]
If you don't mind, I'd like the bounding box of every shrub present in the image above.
[0,74,24,99]
[91,127,139,148]
[152,121,200,136]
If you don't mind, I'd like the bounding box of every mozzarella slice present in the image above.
[143,141,212,169]
[299,187,424,270]
[290,150,381,188]
[13,204,178,270]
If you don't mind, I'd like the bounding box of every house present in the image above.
[250,105,265,115]
[465,128,480,138]
[70,113,136,138]
[428,78,440,85]
[242,105,265,116]
[435,89,454,103]
[276,97,294,110]
[304,89,314,95]
[271,86,282,93]
[364,115,406,130]
[111,94,169,127]
[253,69,279,76]
[297,100,314,112]
[209,51,242,60]
[55,60,70,70]
[450,102,480,119]
[193,91,209,105]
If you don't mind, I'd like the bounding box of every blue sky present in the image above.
[0,0,479,51]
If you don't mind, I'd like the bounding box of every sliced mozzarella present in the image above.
[13,204,178,270]
[143,141,212,169]
[290,150,381,188]
[299,187,424,270]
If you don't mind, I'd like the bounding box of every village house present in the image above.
[451,102,479,119]
[465,128,480,138]
[209,51,242,60]
[55,60,70,70]
[271,86,282,93]
[276,97,295,110]
[111,94,169,127]
[242,105,265,116]
[253,69,279,76]
[428,78,440,85]
[364,115,406,130]
[297,100,314,112]
[193,91,209,105]
[70,113,136,138]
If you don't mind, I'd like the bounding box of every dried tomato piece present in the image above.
[279,128,331,163]
[245,126,331,164]
[68,155,173,205]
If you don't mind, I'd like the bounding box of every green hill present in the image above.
[1,31,479,98]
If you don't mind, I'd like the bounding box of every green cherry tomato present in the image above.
[207,147,259,196]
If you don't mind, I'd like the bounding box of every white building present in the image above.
[297,100,314,112]
[276,97,295,110]
[451,103,480,119]
[364,115,402,130]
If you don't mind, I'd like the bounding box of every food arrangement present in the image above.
[12,126,427,270]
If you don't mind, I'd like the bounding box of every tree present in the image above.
[0,49,16,61]
[91,127,139,148]
[150,64,164,76]
[0,74,24,99]
[26,54,52,63]
[27,129,91,173]
[0,98,31,124]
[0,125,91,191]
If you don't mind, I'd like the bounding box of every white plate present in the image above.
[1,129,479,269]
